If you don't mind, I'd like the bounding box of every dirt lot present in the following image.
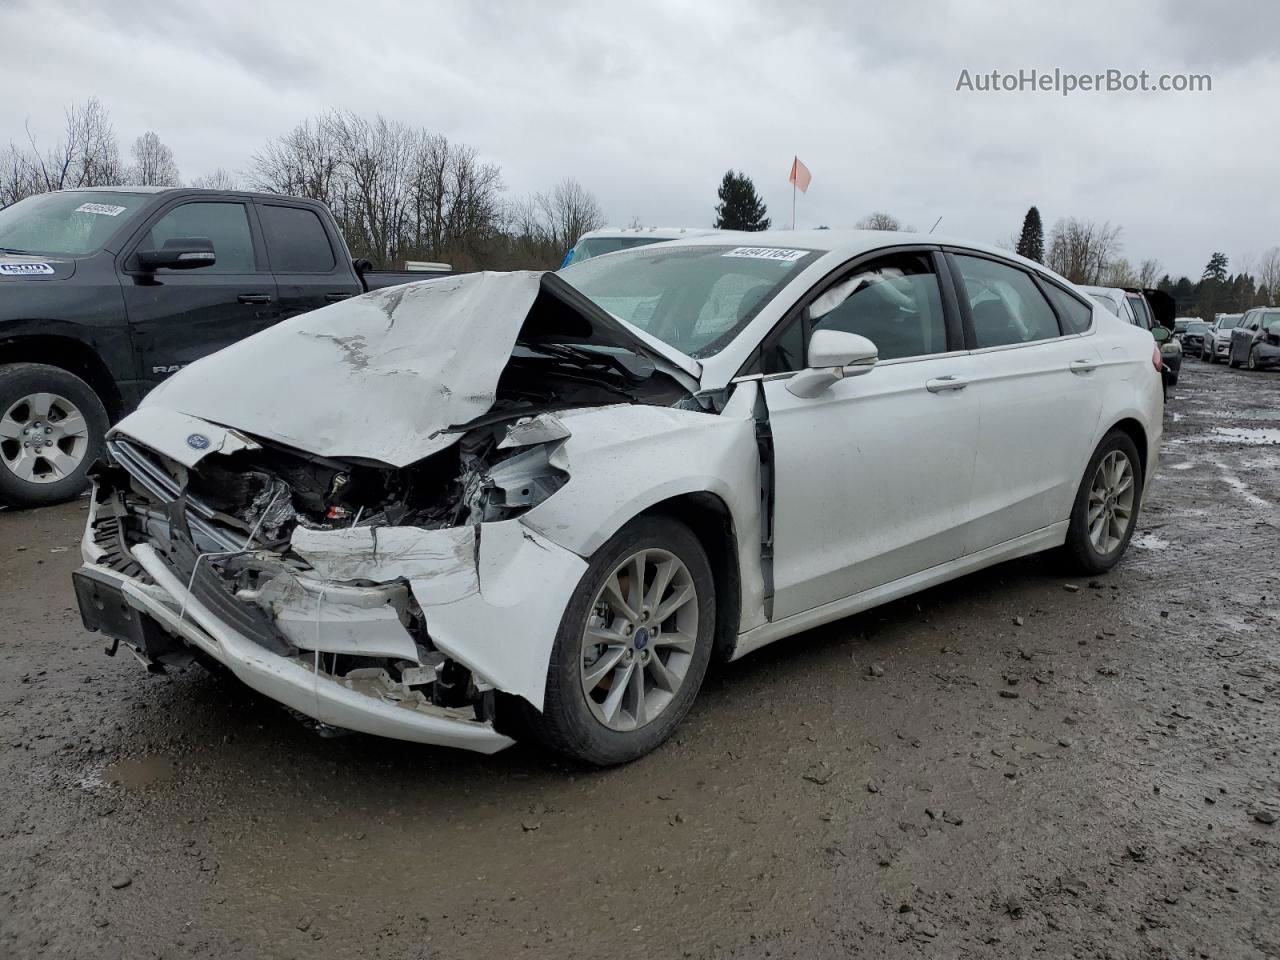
[1,359,1277,959]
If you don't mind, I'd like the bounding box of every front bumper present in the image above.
[76,483,589,753]
[78,550,516,752]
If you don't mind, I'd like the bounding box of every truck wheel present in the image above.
[0,363,108,509]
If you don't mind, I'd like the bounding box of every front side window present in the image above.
[258,204,335,273]
[1043,283,1093,334]
[0,190,148,258]
[560,243,821,357]
[141,202,256,274]
[808,252,947,361]
[954,255,1061,347]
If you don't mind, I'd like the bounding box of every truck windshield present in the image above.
[0,191,147,257]
[560,243,821,357]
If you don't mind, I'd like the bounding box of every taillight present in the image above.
[1152,344,1163,372]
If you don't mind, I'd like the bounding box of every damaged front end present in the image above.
[73,271,698,752]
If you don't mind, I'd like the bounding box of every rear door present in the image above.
[120,198,278,392]
[256,202,361,320]
[948,251,1104,553]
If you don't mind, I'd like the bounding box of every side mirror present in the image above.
[786,329,879,398]
[136,237,216,271]
[1151,325,1171,343]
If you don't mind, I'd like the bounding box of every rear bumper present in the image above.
[77,551,516,752]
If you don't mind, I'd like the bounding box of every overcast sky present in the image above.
[2,0,1276,278]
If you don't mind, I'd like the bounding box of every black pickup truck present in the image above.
[0,186,445,508]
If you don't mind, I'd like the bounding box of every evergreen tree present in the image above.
[1202,252,1228,283]
[1015,206,1044,263]
[714,170,770,231]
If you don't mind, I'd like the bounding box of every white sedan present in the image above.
[74,231,1163,765]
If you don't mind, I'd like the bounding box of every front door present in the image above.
[762,250,979,621]
[120,199,278,392]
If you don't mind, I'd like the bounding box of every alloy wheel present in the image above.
[1087,450,1135,555]
[0,392,90,485]
[580,548,699,732]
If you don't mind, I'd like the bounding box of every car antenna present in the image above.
[929,216,942,234]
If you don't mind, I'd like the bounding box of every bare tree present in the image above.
[13,98,122,195]
[1046,218,1123,285]
[1137,258,1161,288]
[856,211,902,231]
[535,178,605,251]
[1258,247,1280,305]
[189,168,241,190]
[1101,257,1137,288]
[127,131,180,186]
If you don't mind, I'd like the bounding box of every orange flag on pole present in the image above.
[788,156,812,193]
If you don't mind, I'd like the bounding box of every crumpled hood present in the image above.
[139,270,699,468]
[0,253,76,281]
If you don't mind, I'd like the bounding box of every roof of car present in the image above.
[577,227,719,241]
[58,185,296,202]
[666,228,1050,271]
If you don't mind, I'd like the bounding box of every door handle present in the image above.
[925,375,968,393]
[237,294,273,304]
[324,292,354,302]
[1069,359,1098,374]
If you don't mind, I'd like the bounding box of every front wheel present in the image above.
[0,363,109,509]
[1061,430,1144,575]
[1248,347,1260,371]
[509,515,716,766]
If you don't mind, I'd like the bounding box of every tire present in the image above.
[0,363,109,509]
[1248,347,1259,371]
[1206,349,1217,364]
[1228,350,1240,369]
[1061,430,1144,575]
[506,515,716,766]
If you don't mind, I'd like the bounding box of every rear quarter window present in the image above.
[1042,283,1093,334]
[258,204,336,273]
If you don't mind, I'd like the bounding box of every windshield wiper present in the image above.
[521,342,656,381]
[0,247,33,255]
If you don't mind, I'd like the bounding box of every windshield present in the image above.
[1218,314,1242,329]
[1187,322,1210,333]
[0,191,148,257]
[563,236,670,267]
[560,243,821,357]
[1174,319,1190,332]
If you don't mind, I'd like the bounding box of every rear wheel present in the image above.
[0,363,108,509]
[508,515,715,766]
[1061,430,1143,575]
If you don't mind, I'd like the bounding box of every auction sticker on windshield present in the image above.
[74,202,127,217]
[722,247,809,262]
[0,262,55,275]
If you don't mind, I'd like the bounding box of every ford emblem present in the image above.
[186,433,211,450]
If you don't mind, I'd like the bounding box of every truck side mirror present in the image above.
[136,237,216,271]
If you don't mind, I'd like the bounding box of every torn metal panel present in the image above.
[410,520,588,710]
[497,412,572,449]
[290,525,478,602]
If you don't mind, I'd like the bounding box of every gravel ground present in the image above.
[1,358,1277,959]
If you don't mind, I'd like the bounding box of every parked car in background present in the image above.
[0,186,443,508]
[1228,306,1280,370]
[1203,313,1242,362]
[560,227,718,267]
[74,231,1162,764]
[1173,317,1191,337]
[1082,285,1180,390]
[1177,318,1210,356]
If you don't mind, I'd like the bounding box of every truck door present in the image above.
[120,199,279,392]
[256,202,362,320]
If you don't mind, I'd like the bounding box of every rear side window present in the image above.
[954,255,1061,347]
[1127,295,1152,329]
[258,205,336,273]
[142,202,257,274]
[1042,283,1093,334]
